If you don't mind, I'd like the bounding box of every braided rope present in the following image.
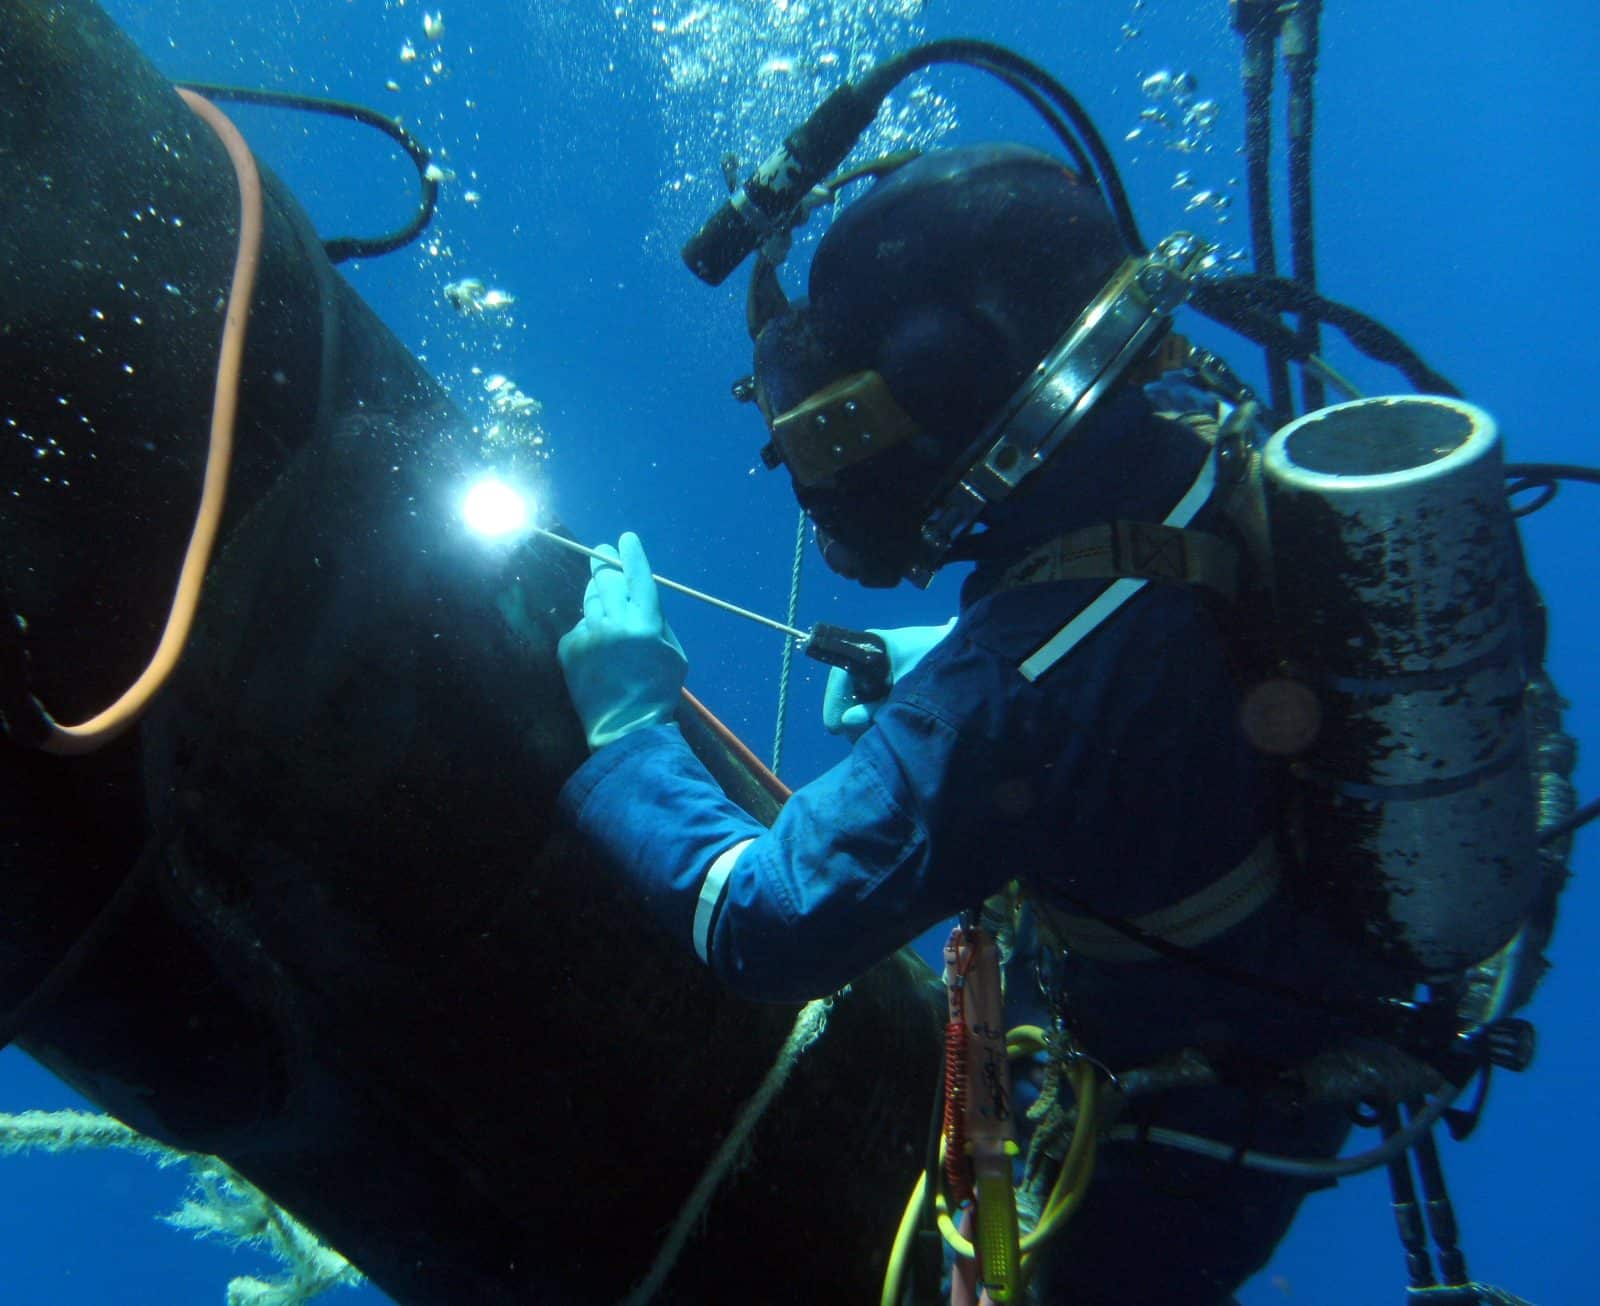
[769,509,808,777]
[620,998,832,1304]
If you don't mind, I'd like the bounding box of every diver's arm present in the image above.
[558,698,973,1002]
[703,705,969,999]
[557,721,766,949]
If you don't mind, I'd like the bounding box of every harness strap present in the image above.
[1017,447,1221,683]
[999,519,1239,600]
[1031,834,1279,964]
[1002,408,1276,960]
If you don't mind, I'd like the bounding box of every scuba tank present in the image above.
[1258,394,1542,976]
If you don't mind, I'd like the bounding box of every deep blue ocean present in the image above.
[4,1,1595,1302]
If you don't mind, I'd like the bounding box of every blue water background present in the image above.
[4,1,1595,1301]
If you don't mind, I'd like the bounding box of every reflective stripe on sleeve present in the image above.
[692,838,754,965]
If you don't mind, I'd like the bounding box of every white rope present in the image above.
[620,997,833,1305]
[770,507,809,777]
[0,1110,360,1303]
[0,1108,174,1160]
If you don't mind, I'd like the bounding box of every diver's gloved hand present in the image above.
[557,532,687,751]
[822,617,956,742]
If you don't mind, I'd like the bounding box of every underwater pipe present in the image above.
[0,3,941,1302]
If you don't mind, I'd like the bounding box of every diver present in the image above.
[542,29,1578,1302]
[549,141,1415,1303]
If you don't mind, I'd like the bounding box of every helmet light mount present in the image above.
[684,81,886,286]
[908,232,1213,586]
[684,40,1150,289]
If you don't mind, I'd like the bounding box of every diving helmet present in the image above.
[751,143,1127,586]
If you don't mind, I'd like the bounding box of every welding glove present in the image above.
[558,532,687,751]
[822,617,956,742]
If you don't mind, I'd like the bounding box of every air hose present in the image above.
[174,81,439,262]
[1229,0,1326,420]
[12,81,442,751]
[684,38,1144,288]
[1232,0,1293,419]
[1191,275,1461,396]
[0,88,263,1069]
[1282,1,1325,411]
[11,88,261,756]
[882,1030,1101,1306]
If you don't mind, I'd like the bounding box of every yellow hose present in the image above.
[880,1035,1103,1304]
[880,1172,927,1306]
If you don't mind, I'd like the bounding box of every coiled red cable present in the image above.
[943,1008,973,1205]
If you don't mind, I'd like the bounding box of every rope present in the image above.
[0,1110,361,1298]
[620,997,832,1305]
[0,1109,176,1161]
[769,508,808,776]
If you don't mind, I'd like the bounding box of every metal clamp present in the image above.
[910,232,1214,586]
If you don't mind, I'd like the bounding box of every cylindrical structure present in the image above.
[0,4,945,1302]
[1262,395,1539,975]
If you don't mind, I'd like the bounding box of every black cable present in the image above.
[971,61,1098,185]
[1193,276,1460,396]
[1503,461,1600,488]
[1381,1104,1438,1290]
[1239,37,1278,281]
[686,38,1145,285]
[1408,1107,1469,1287]
[857,49,1120,235]
[1233,5,1293,421]
[1189,279,1303,365]
[1538,794,1599,845]
[861,41,1145,254]
[1505,463,1600,517]
[175,81,438,262]
[951,45,1143,253]
[1505,477,1559,518]
[1284,2,1325,412]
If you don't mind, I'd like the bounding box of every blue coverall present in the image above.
[558,379,1388,1300]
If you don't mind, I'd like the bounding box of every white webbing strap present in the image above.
[1036,833,1280,963]
[1019,452,1219,683]
[692,838,754,964]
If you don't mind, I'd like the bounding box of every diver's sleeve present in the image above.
[558,703,971,1002]
[556,720,765,941]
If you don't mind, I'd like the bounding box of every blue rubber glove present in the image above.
[821,617,956,742]
[557,532,687,751]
